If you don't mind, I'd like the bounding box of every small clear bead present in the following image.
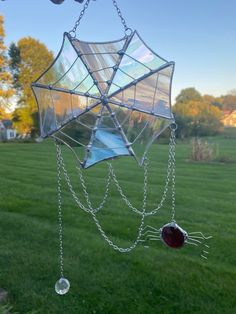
[55,277,70,295]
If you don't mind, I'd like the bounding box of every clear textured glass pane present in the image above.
[55,120,92,146]
[72,38,127,54]
[87,85,101,97]
[110,85,136,107]
[74,75,95,94]
[53,120,90,163]
[108,83,120,95]
[109,69,134,92]
[37,35,78,86]
[116,110,149,145]
[131,115,171,164]
[51,90,73,127]
[125,33,166,70]
[71,94,91,117]
[95,65,113,80]
[153,64,174,118]
[54,58,89,90]
[76,105,100,128]
[82,53,119,70]
[112,105,172,164]
[32,86,57,136]
[133,72,158,113]
[97,106,117,129]
[108,104,131,126]
[119,54,150,80]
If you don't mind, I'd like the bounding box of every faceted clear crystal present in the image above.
[55,277,70,295]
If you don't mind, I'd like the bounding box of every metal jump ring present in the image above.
[170,123,178,131]
[125,28,133,37]
[69,30,77,38]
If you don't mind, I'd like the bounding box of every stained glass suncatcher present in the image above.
[32,31,175,168]
[31,0,213,296]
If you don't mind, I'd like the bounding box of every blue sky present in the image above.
[1,0,236,101]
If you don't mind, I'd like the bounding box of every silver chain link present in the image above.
[170,127,176,221]
[108,129,176,217]
[112,0,129,31]
[54,125,177,254]
[69,0,92,37]
[89,158,148,253]
[57,145,111,213]
[69,0,130,37]
[56,143,65,278]
[76,165,111,212]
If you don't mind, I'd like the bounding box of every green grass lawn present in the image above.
[0,132,236,314]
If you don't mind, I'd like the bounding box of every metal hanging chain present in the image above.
[108,128,176,217]
[56,143,111,213]
[56,141,147,253]
[69,0,92,37]
[69,0,130,37]
[112,0,129,32]
[170,125,177,222]
[56,124,176,220]
[76,165,111,212]
[89,157,148,253]
[56,142,65,278]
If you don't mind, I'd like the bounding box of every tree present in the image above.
[173,99,223,137]
[202,94,222,109]
[8,42,21,89]
[10,37,53,135]
[175,87,202,105]
[0,15,14,110]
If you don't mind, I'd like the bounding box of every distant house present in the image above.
[0,120,17,141]
[222,110,236,127]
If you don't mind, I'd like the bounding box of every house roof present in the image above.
[0,120,13,129]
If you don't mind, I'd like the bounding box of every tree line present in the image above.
[173,87,236,138]
[0,15,235,138]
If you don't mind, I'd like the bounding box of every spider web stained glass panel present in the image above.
[32,86,57,136]
[37,35,78,86]
[32,31,175,168]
